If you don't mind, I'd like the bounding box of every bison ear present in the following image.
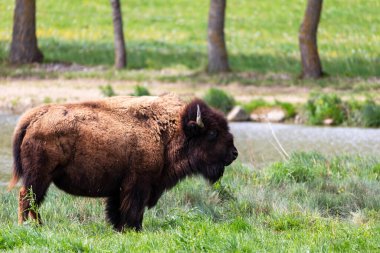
[182,102,206,138]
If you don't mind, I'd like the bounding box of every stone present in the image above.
[323,118,334,125]
[267,109,286,122]
[227,106,250,122]
[250,113,261,122]
[266,109,286,122]
[294,114,305,124]
[250,108,286,123]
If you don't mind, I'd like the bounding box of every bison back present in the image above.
[15,95,184,197]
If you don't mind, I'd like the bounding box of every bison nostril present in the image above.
[232,149,238,160]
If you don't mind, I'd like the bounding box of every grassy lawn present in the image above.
[0,0,379,82]
[1,2,379,250]
[1,152,379,252]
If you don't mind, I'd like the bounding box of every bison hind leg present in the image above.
[18,178,51,225]
[106,195,121,229]
[18,187,29,224]
[18,186,44,225]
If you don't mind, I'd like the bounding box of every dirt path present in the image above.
[0,78,370,114]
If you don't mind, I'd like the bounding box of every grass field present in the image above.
[1,1,379,251]
[0,0,379,79]
[1,153,379,252]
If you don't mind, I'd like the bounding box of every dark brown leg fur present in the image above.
[117,184,150,232]
[106,195,121,229]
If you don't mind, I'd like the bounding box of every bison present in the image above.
[8,94,238,231]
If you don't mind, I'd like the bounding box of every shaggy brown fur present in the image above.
[9,94,238,231]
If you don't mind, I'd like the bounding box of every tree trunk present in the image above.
[299,0,323,79]
[110,0,127,69]
[9,0,43,64]
[207,0,230,73]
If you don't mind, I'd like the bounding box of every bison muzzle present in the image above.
[8,94,238,231]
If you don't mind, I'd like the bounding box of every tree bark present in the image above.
[207,0,230,73]
[9,0,43,64]
[110,0,127,69]
[299,0,323,78]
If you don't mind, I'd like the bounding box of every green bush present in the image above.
[275,101,297,118]
[241,99,270,113]
[345,99,364,126]
[99,84,116,97]
[43,96,52,104]
[203,88,235,114]
[361,101,380,127]
[305,93,346,125]
[132,85,150,96]
[345,99,380,127]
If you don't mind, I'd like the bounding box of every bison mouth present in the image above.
[224,158,234,167]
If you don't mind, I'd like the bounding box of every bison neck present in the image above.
[161,135,196,190]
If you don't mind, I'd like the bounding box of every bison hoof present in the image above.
[116,224,142,232]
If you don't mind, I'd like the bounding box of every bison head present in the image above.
[181,99,238,183]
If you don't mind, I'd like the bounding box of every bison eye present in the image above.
[207,130,218,141]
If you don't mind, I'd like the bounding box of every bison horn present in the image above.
[196,104,204,128]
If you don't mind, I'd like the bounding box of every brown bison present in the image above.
[8,94,238,231]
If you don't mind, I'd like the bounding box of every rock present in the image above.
[267,109,286,122]
[294,114,305,124]
[250,113,261,122]
[323,118,334,125]
[227,106,250,122]
[250,107,286,123]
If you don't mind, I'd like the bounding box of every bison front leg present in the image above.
[105,195,121,228]
[117,184,150,232]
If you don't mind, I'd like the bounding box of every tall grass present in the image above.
[1,152,379,251]
[0,0,379,77]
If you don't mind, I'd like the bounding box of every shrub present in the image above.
[361,100,380,127]
[305,93,346,125]
[203,88,235,114]
[132,85,150,96]
[241,99,269,113]
[345,100,364,126]
[275,101,297,118]
[43,96,52,104]
[345,99,380,127]
[99,84,116,97]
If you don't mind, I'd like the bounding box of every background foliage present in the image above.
[1,0,379,76]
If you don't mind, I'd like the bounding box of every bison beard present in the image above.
[8,94,238,231]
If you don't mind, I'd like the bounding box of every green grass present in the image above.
[0,0,379,79]
[1,152,379,251]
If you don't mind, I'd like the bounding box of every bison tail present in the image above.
[8,121,29,191]
[8,173,19,191]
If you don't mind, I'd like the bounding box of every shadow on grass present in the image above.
[1,39,379,77]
